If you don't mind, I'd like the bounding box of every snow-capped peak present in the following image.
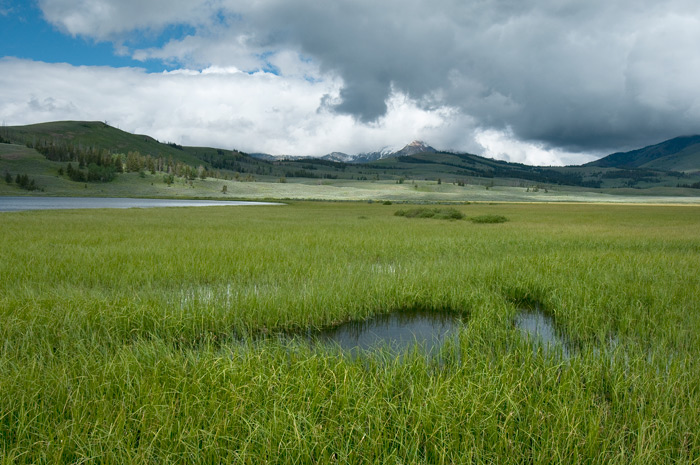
[319,140,437,163]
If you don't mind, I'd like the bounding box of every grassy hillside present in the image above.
[367,151,699,190]
[0,121,308,181]
[586,135,700,173]
[1,121,205,166]
[370,151,593,186]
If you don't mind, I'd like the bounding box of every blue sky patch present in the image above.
[0,1,189,72]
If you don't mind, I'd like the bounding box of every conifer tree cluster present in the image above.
[4,171,39,191]
[3,132,230,186]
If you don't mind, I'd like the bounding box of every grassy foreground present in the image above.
[1,202,699,463]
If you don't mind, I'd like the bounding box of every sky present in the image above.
[2,1,700,164]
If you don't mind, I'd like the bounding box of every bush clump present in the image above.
[470,214,508,224]
[395,207,464,220]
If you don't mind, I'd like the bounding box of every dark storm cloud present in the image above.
[245,0,700,151]
[252,0,459,120]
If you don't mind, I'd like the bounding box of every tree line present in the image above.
[23,138,226,183]
[4,171,40,191]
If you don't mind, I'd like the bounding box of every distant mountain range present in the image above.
[250,136,700,174]
[250,141,438,164]
[323,141,437,163]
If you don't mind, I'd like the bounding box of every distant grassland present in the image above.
[4,141,700,204]
[1,202,700,463]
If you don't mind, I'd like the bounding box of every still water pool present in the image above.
[0,196,282,212]
[316,310,464,357]
[514,309,571,359]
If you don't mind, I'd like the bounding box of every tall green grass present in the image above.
[1,202,699,463]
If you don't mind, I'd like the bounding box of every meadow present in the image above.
[1,202,699,463]
[4,142,700,204]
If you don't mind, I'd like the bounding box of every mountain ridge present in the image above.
[585,135,700,173]
[250,140,438,164]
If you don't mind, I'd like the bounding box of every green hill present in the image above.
[0,120,287,177]
[1,121,213,167]
[2,121,699,195]
[585,135,700,173]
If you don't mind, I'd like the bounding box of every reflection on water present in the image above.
[515,309,571,359]
[317,310,463,358]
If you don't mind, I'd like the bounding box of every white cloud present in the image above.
[37,0,213,39]
[0,58,470,157]
[475,128,600,166]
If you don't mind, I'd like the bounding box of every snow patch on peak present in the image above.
[392,140,437,157]
[319,140,437,163]
[379,145,399,156]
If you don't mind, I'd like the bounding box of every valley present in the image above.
[2,121,700,203]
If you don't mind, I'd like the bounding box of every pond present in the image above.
[316,310,464,358]
[0,196,282,212]
[514,309,571,359]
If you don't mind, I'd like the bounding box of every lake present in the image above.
[0,196,282,212]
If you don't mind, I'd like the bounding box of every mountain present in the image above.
[348,146,397,164]
[249,153,308,161]
[390,140,437,158]
[252,140,436,163]
[320,140,437,164]
[321,152,355,163]
[248,152,278,161]
[586,135,700,173]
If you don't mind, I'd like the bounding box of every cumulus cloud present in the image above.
[14,0,700,162]
[37,0,212,39]
[475,128,600,167]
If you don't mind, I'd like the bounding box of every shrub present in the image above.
[434,208,464,220]
[395,207,464,220]
[470,215,508,224]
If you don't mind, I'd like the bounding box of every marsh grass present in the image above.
[1,202,699,463]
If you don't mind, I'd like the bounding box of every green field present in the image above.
[1,202,699,463]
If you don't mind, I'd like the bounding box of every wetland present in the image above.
[1,201,699,463]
